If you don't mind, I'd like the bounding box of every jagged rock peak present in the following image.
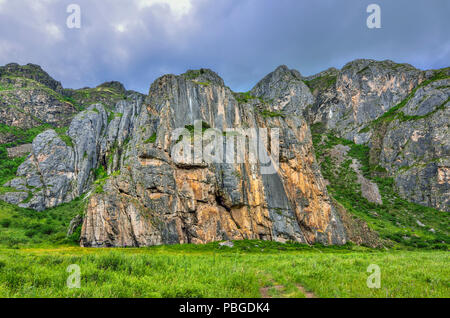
[303,67,339,82]
[276,64,302,76]
[261,65,303,84]
[341,59,419,73]
[251,65,303,95]
[250,65,313,114]
[96,81,127,95]
[181,68,225,86]
[0,62,63,93]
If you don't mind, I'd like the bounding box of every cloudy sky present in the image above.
[0,0,448,93]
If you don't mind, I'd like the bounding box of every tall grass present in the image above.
[0,246,448,298]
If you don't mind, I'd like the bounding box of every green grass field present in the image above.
[0,241,448,298]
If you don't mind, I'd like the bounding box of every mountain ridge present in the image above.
[0,60,448,248]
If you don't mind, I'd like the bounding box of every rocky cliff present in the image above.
[0,63,129,146]
[304,60,449,211]
[79,68,346,247]
[1,60,448,248]
[0,63,77,144]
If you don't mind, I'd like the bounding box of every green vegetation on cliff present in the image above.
[362,68,450,131]
[304,74,337,91]
[311,123,449,249]
[64,85,127,111]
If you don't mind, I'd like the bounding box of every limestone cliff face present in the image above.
[376,75,450,211]
[2,66,346,246]
[80,68,346,247]
[305,60,426,141]
[3,59,447,247]
[304,60,449,212]
[2,103,109,210]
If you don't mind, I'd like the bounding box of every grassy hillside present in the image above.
[0,199,84,248]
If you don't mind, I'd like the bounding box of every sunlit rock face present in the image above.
[78,68,346,247]
[305,59,425,141]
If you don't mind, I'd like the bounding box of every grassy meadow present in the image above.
[0,241,448,298]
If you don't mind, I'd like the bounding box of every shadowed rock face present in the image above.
[377,78,450,211]
[0,63,64,93]
[0,63,128,146]
[0,63,77,144]
[0,74,78,133]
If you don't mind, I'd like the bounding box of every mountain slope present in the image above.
[311,123,448,248]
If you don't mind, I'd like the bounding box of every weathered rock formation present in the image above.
[304,59,426,142]
[304,60,449,211]
[2,66,347,247]
[81,68,346,246]
[0,63,128,145]
[0,63,64,93]
[0,64,78,142]
[2,59,448,248]
[6,144,32,158]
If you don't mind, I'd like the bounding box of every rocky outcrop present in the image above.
[305,60,426,142]
[0,63,64,93]
[251,65,314,114]
[0,63,129,148]
[375,75,449,211]
[1,101,128,211]
[6,144,32,158]
[2,59,448,248]
[331,198,382,248]
[304,60,449,211]
[2,129,74,211]
[0,75,78,131]
[79,67,346,247]
[63,81,128,111]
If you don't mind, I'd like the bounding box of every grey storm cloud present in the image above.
[0,0,448,93]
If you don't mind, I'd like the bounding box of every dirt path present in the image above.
[260,285,284,298]
[260,284,318,298]
[295,284,317,298]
